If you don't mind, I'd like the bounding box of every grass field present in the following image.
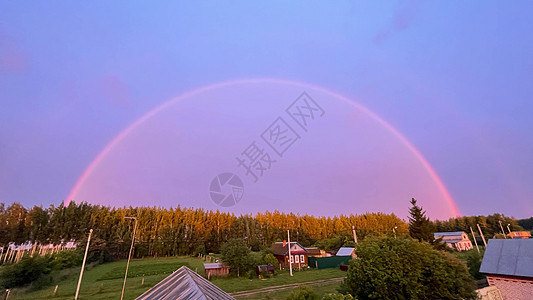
[236,282,342,300]
[8,256,205,300]
[213,268,345,293]
[5,256,346,300]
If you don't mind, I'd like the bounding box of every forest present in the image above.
[0,202,526,261]
[0,202,405,260]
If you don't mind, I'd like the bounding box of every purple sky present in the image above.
[1,1,533,220]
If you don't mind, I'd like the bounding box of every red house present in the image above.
[270,242,309,269]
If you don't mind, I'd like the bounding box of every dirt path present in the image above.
[230,277,344,298]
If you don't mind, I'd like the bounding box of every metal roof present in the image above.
[434,231,465,237]
[136,265,235,300]
[204,263,228,269]
[443,238,462,244]
[480,239,533,278]
[336,247,355,256]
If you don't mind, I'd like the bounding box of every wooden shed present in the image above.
[204,262,230,279]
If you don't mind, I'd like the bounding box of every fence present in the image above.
[308,256,351,269]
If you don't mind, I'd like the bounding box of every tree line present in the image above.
[0,202,405,260]
[433,213,524,238]
[1,201,526,260]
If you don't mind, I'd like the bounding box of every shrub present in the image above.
[287,285,317,300]
[339,237,477,299]
[0,256,51,288]
[322,294,355,300]
[263,253,278,268]
[49,250,83,270]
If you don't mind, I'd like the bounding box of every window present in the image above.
[295,255,299,263]
[290,255,293,263]
[300,255,305,263]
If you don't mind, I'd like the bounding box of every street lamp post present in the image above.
[392,226,398,239]
[121,217,138,300]
[507,224,512,235]
[75,229,93,300]
[498,220,507,238]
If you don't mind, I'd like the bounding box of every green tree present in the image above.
[220,238,252,277]
[339,237,477,300]
[518,217,533,230]
[408,198,434,243]
[263,253,279,267]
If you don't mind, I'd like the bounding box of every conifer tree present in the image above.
[408,198,434,242]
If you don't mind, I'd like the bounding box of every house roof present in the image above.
[336,247,355,256]
[434,231,465,237]
[480,239,533,278]
[204,263,228,270]
[443,239,463,244]
[306,247,322,255]
[270,242,308,256]
[136,266,235,300]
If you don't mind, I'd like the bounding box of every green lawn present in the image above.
[6,257,346,300]
[237,282,342,300]
[8,256,205,300]
[213,268,346,293]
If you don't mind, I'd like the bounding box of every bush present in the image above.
[455,249,485,280]
[0,256,51,288]
[49,250,83,270]
[287,285,318,300]
[339,237,477,299]
[246,270,256,279]
[322,294,355,300]
[263,253,278,268]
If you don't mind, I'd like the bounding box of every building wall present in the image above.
[487,275,533,300]
[275,254,308,268]
[205,267,229,279]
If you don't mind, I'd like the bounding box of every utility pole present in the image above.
[469,226,480,253]
[477,223,487,247]
[287,230,293,277]
[121,217,138,300]
[352,226,358,244]
[498,220,507,238]
[75,229,93,300]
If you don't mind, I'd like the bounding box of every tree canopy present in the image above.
[0,202,407,260]
[340,237,477,300]
[220,238,252,277]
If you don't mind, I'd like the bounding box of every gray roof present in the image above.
[336,247,355,256]
[204,263,228,269]
[443,239,462,244]
[136,266,235,300]
[480,239,533,278]
[434,231,464,237]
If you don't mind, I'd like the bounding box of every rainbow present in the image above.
[65,78,461,217]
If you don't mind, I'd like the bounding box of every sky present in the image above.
[1,1,533,220]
